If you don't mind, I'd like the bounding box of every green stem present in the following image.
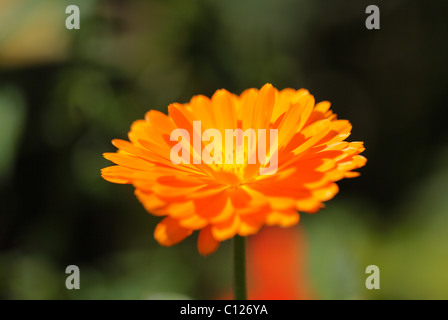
[233,235,247,300]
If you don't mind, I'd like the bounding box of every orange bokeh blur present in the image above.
[222,226,315,300]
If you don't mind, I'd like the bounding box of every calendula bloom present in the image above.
[102,83,366,255]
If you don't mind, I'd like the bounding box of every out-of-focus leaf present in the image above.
[0,85,26,184]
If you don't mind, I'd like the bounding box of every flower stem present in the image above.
[233,235,247,300]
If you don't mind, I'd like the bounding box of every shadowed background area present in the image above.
[0,0,447,299]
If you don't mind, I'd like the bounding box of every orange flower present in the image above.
[101,84,366,255]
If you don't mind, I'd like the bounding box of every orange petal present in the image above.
[198,226,220,256]
[211,89,237,133]
[101,165,135,184]
[312,183,339,201]
[135,189,167,215]
[238,213,266,236]
[252,83,275,130]
[194,190,235,222]
[295,197,322,213]
[103,153,153,171]
[190,95,215,130]
[179,214,208,230]
[240,88,258,131]
[266,210,300,227]
[154,217,193,246]
[211,214,240,241]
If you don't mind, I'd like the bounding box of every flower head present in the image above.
[102,83,366,255]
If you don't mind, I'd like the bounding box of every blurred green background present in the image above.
[1,0,448,300]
